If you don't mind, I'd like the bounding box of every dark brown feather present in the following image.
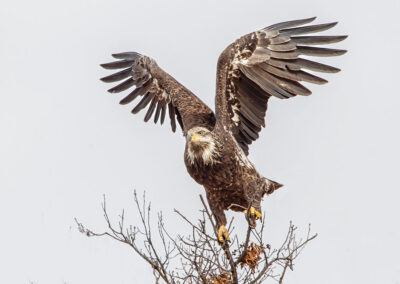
[266,58,340,73]
[240,65,294,98]
[259,63,328,85]
[112,52,141,60]
[119,80,153,105]
[267,42,297,52]
[291,35,348,45]
[268,35,291,45]
[270,50,300,60]
[237,90,267,116]
[154,101,162,124]
[160,100,167,125]
[168,102,177,132]
[280,22,338,36]
[239,130,252,144]
[101,67,132,83]
[100,60,135,70]
[240,122,259,140]
[256,66,311,96]
[265,17,316,30]
[107,78,136,93]
[239,113,262,132]
[214,18,346,154]
[144,96,158,122]
[238,101,265,127]
[131,92,155,114]
[297,46,347,57]
[101,53,215,134]
[236,74,270,102]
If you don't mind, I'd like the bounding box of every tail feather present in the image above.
[265,178,283,194]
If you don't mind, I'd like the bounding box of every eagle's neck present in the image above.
[186,139,221,166]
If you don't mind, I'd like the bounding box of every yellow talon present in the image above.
[217,225,230,243]
[250,206,262,219]
[244,207,262,225]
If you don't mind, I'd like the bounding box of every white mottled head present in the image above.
[185,127,220,166]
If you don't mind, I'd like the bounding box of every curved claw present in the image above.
[244,206,262,226]
[217,225,230,243]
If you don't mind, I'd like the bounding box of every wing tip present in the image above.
[330,35,348,44]
[294,16,317,23]
[100,77,115,83]
[100,62,121,70]
[322,21,339,29]
[107,88,118,93]
[336,49,348,56]
[131,107,139,115]
[100,76,108,82]
[112,51,142,60]
[303,87,312,96]
[99,63,110,69]
[119,98,130,105]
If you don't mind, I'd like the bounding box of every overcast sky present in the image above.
[1,0,400,283]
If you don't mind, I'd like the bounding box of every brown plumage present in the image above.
[100,17,347,242]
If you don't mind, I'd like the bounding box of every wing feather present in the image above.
[266,58,341,73]
[265,17,316,30]
[101,54,215,133]
[119,80,153,105]
[168,102,177,132]
[297,46,347,57]
[266,42,297,52]
[291,35,348,45]
[100,60,135,70]
[107,78,137,93]
[280,22,338,36]
[153,101,162,124]
[160,100,167,125]
[101,68,133,83]
[215,17,347,154]
[259,63,328,85]
[144,96,158,122]
[131,92,155,114]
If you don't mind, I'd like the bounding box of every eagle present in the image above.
[100,17,347,243]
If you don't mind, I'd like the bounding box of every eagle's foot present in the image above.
[244,206,262,227]
[217,225,230,243]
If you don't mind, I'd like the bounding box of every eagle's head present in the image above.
[185,127,220,166]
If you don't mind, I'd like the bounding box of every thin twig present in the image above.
[76,192,317,284]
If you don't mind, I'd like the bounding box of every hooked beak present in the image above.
[186,133,201,143]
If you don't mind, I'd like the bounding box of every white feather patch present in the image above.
[230,133,253,169]
[231,104,240,125]
[186,127,221,166]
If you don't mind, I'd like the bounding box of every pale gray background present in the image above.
[1,0,399,283]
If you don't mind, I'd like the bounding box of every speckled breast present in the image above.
[184,153,239,190]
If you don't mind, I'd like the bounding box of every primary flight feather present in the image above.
[100,17,347,243]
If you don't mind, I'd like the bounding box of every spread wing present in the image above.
[215,17,347,154]
[101,52,215,133]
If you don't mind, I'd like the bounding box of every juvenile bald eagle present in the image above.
[100,17,346,243]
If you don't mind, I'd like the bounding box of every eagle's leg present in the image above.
[212,204,229,243]
[205,189,230,243]
[244,179,264,227]
[217,224,230,243]
[244,206,262,227]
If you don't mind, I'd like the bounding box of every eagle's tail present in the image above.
[264,178,283,195]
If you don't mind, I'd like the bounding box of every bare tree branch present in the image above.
[76,191,317,283]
